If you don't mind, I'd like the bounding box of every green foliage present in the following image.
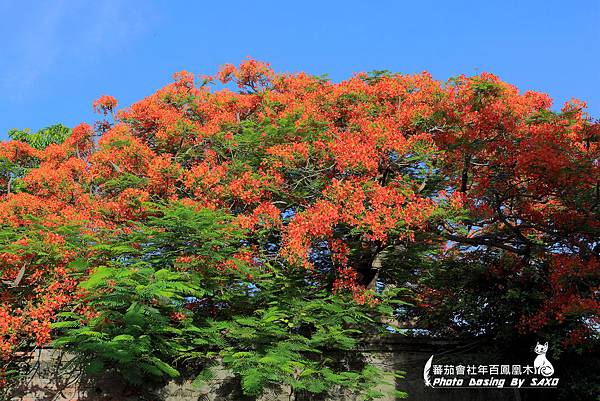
[0,157,26,194]
[8,124,71,150]
[52,203,239,385]
[52,202,407,399]
[52,264,201,385]
[361,70,397,85]
[1,124,70,194]
[189,264,407,399]
[100,173,148,195]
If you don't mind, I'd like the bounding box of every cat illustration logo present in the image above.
[422,342,558,388]
[533,342,554,377]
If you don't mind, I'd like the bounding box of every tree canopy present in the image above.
[0,60,598,400]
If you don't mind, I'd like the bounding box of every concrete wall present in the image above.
[8,337,520,401]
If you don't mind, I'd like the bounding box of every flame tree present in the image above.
[0,60,598,400]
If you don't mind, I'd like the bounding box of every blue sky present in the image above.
[1,0,598,139]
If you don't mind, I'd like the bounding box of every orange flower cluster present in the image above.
[92,95,118,115]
